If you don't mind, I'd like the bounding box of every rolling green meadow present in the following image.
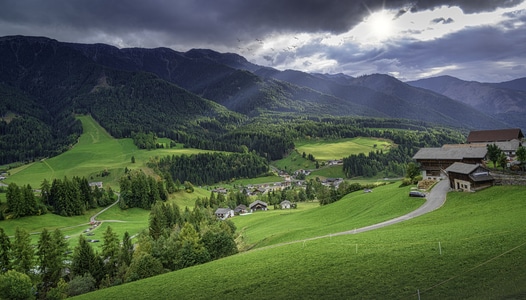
[3,115,212,189]
[2,115,525,299]
[295,137,392,161]
[272,137,392,174]
[74,185,526,300]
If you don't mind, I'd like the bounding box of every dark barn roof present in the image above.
[467,128,524,143]
[446,162,493,182]
[413,147,487,160]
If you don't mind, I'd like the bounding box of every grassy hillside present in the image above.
[234,183,424,248]
[4,115,212,188]
[295,137,392,161]
[272,137,392,174]
[74,185,526,299]
[0,115,217,242]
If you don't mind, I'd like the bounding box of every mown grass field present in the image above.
[74,185,526,300]
[273,137,393,176]
[4,115,212,189]
[295,137,392,161]
[233,183,424,248]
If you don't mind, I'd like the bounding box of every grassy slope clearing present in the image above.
[0,115,215,241]
[273,137,392,177]
[295,137,391,161]
[75,185,526,300]
[4,115,211,188]
[234,183,424,248]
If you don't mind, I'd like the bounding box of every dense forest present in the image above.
[149,152,270,186]
[2,177,116,219]
[0,202,237,298]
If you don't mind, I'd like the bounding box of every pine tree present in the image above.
[119,232,134,267]
[36,228,54,295]
[21,184,37,217]
[36,228,68,295]
[175,222,210,270]
[12,227,34,274]
[71,235,102,284]
[6,183,21,218]
[101,226,120,280]
[0,227,12,273]
[149,202,167,240]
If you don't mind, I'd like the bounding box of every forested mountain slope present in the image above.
[407,75,526,130]
[0,36,241,164]
[0,35,517,165]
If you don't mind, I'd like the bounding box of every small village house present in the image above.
[249,200,268,212]
[89,181,103,189]
[445,162,494,192]
[234,204,248,214]
[280,200,292,209]
[214,208,234,220]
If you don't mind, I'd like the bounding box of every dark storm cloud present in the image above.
[0,0,524,81]
[0,0,523,48]
[341,24,526,81]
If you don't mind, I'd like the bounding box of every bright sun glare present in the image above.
[367,10,394,41]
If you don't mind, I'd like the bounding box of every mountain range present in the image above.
[0,35,524,164]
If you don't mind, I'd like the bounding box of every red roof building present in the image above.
[467,128,524,143]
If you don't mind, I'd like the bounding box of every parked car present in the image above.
[409,191,426,197]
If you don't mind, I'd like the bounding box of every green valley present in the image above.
[73,185,526,300]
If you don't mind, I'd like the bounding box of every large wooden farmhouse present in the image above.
[413,128,524,191]
[412,146,487,179]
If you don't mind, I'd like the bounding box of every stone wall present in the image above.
[490,171,526,186]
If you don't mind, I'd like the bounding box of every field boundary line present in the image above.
[420,240,526,295]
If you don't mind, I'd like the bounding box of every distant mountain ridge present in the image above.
[407,75,526,130]
[1,35,524,164]
[64,37,508,129]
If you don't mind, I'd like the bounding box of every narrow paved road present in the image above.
[333,179,449,236]
[89,193,120,223]
[257,179,450,250]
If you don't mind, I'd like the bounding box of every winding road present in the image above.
[89,193,120,224]
[257,179,450,250]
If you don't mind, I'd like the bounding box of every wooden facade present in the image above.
[412,147,487,179]
[445,162,494,192]
[249,200,268,212]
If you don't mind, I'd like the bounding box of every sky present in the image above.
[1,0,525,82]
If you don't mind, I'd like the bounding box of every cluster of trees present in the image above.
[342,146,413,178]
[119,170,168,210]
[42,177,116,217]
[5,183,43,219]
[487,144,526,170]
[218,131,295,161]
[3,178,115,219]
[150,152,270,186]
[341,127,465,178]
[147,201,238,271]
[0,226,136,299]
[304,179,384,206]
[131,131,159,150]
[194,190,248,210]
